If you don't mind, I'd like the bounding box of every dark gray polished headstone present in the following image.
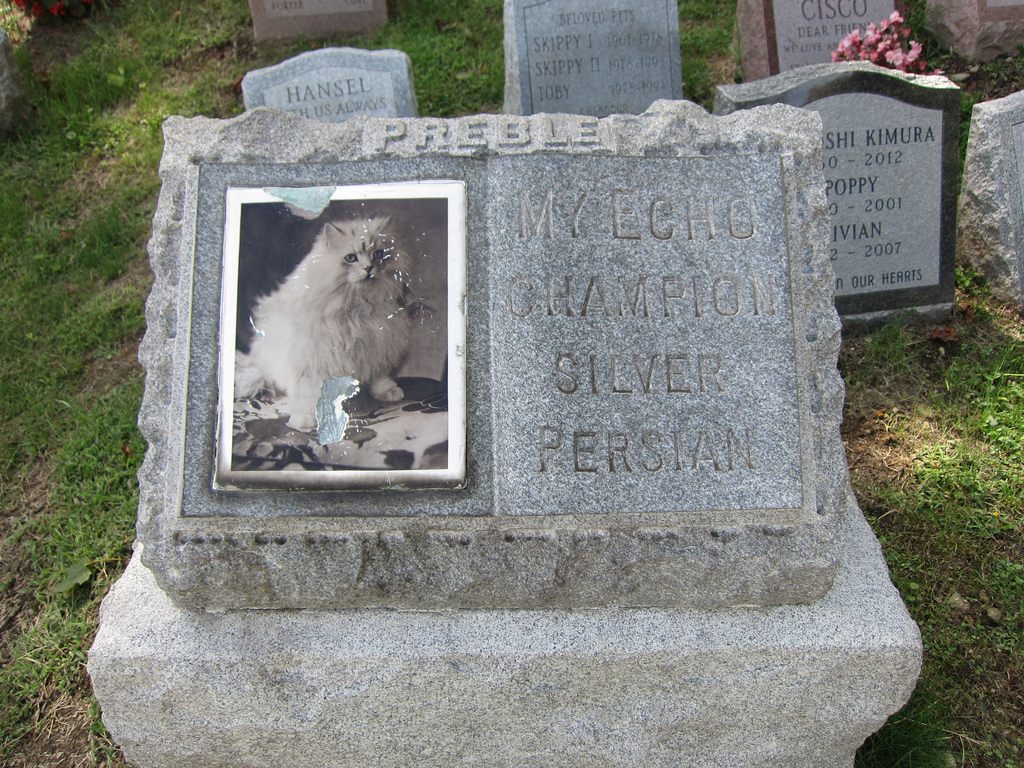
[716,62,961,322]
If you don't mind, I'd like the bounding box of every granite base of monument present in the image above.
[89,500,920,768]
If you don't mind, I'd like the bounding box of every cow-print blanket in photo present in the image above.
[231,378,448,472]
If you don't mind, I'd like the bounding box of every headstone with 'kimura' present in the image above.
[716,62,960,322]
[503,0,684,116]
[242,48,417,122]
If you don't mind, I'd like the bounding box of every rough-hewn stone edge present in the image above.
[240,47,417,116]
[136,102,846,610]
[958,95,1024,307]
[713,61,960,112]
[90,506,921,768]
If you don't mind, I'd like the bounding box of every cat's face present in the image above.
[316,217,409,297]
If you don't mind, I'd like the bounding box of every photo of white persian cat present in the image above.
[233,216,412,431]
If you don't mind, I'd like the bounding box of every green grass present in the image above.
[0,1,1021,766]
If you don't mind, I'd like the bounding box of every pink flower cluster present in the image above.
[832,12,935,74]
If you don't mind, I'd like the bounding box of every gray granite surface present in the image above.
[715,62,961,322]
[959,89,1024,307]
[736,0,896,80]
[89,504,921,768]
[241,47,416,121]
[246,0,386,41]
[503,0,683,116]
[0,29,24,135]
[137,102,845,611]
[928,0,1024,61]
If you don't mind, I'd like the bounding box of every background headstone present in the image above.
[928,0,1024,62]
[0,28,25,136]
[247,0,387,42]
[958,89,1024,307]
[242,48,417,122]
[736,0,897,81]
[89,102,920,768]
[503,0,683,116]
[716,62,961,322]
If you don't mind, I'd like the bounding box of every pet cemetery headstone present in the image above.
[958,89,1024,307]
[735,0,897,81]
[241,48,417,122]
[503,0,684,116]
[927,0,1024,61]
[715,62,960,322]
[247,0,387,41]
[88,103,921,767]
[0,29,24,136]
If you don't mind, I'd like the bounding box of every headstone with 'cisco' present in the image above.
[247,0,387,41]
[242,48,417,123]
[736,0,897,80]
[503,0,684,116]
[716,62,960,322]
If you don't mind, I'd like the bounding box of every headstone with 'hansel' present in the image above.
[247,0,387,41]
[928,0,1024,61]
[88,103,921,768]
[716,62,961,323]
[242,48,417,123]
[503,0,684,116]
[736,0,897,81]
[958,89,1024,307]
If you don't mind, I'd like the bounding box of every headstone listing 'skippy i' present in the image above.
[503,0,684,116]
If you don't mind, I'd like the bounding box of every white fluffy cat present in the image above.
[234,216,412,431]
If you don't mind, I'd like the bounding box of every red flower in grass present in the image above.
[12,0,26,8]
[31,1,43,16]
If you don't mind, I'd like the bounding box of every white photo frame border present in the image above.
[214,180,468,491]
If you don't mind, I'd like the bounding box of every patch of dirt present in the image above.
[5,685,127,768]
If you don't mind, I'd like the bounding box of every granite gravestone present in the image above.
[0,29,24,135]
[503,0,683,116]
[958,89,1024,307]
[241,48,417,122]
[88,103,920,767]
[736,0,897,80]
[928,0,1024,61]
[716,62,960,322]
[247,0,386,41]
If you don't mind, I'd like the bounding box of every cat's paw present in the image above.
[369,377,404,403]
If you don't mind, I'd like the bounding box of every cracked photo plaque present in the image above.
[215,181,467,490]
